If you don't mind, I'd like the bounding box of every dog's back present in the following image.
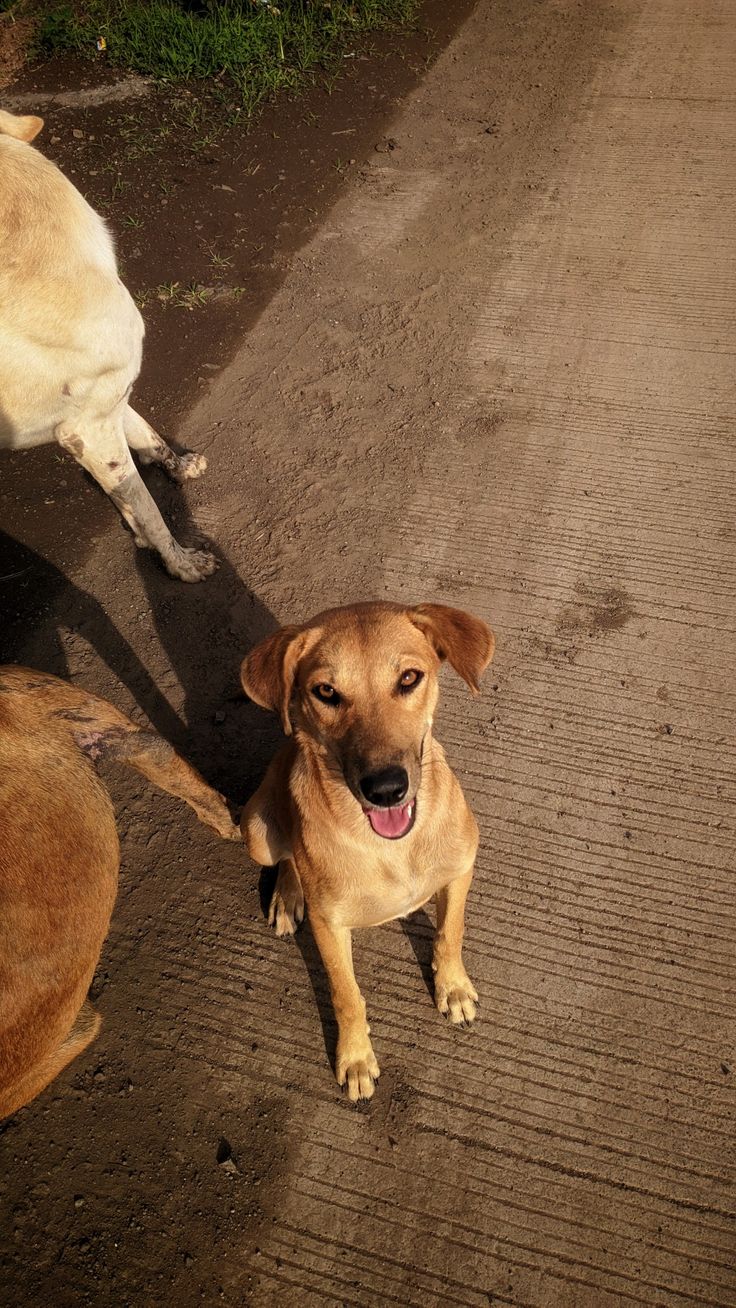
[0,665,238,1118]
[0,686,118,1118]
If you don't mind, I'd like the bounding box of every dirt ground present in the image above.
[1,0,735,1304]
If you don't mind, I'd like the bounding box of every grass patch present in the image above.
[135,279,246,310]
[35,0,419,113]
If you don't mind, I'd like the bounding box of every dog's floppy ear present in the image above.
[409,604,495,693]
[0,110,44,142]
[240,626,318,735]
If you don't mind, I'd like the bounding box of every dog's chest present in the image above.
[341,845,455,929]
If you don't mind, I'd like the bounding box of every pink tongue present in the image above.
[366,804,412,839]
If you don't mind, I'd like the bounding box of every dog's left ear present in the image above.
[409,604,495,693]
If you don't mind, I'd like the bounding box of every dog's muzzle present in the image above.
[358,765,417,839]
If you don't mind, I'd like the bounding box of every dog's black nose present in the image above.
[359,766,409,807]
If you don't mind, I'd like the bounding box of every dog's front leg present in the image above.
[433,869,479,1025]
[56,417,217,582]
[309,913,380,1102]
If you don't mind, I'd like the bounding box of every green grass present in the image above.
[35,0,418,113]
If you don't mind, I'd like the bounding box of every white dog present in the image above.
[0,109,215,581]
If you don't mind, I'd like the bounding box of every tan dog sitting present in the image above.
[0,667,239,1120]
[241,602,494,1101]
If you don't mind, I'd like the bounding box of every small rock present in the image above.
[72,129,84,140]
[216,1137,239,1174]
[214,709,226,724]
[74,1196,85,1209]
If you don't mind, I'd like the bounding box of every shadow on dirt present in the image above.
[0,515,284,803]
[0,528,177,725]
[257,864,339,1074]
[401,907,436,999]
[130,464,284,797]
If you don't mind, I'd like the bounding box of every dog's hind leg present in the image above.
[268,859,305,936]
[56,414,217,582]
[123,405,207,484]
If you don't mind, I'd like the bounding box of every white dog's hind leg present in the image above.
[123,405,207,483]
[56,419,217,582]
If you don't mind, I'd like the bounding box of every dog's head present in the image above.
[241,602,494,840]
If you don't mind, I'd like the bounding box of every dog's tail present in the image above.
[0,665,240,842]
[0,109,43,142]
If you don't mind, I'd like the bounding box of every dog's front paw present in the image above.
[173,451,208,482]
[268,879,304,937]
[337,1036,380,1102]
[166,546,218,582]
[434,968,478,1026]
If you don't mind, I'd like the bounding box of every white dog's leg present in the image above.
[123,406,207,484]
[56,418,217,582]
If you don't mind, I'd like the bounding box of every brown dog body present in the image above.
[241,602,494,1100]
[0,667,238,1119]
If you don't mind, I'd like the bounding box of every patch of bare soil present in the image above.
[0,11,36,89]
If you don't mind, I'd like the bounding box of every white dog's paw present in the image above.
[268,883,304,937]
[435,969,479,1026]
[174,451,208,482]
[337,1037,380,1102]
[166,546,218,582]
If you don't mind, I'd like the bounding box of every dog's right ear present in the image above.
[240,626,318,735]
[0,110,44,142]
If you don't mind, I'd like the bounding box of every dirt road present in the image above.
[2,1,735,1304]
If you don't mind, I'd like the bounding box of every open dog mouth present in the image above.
[362,800,416,840]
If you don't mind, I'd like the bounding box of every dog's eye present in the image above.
[312,683,341,705]
[398,669,423,694]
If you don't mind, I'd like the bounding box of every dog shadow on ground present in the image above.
[129,462,283,800]
[0,457,283,805]
[400,909,437,1001]
[257,865,339,1075]
[0,528,179,731]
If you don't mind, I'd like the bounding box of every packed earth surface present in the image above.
[1,1,735,1305]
